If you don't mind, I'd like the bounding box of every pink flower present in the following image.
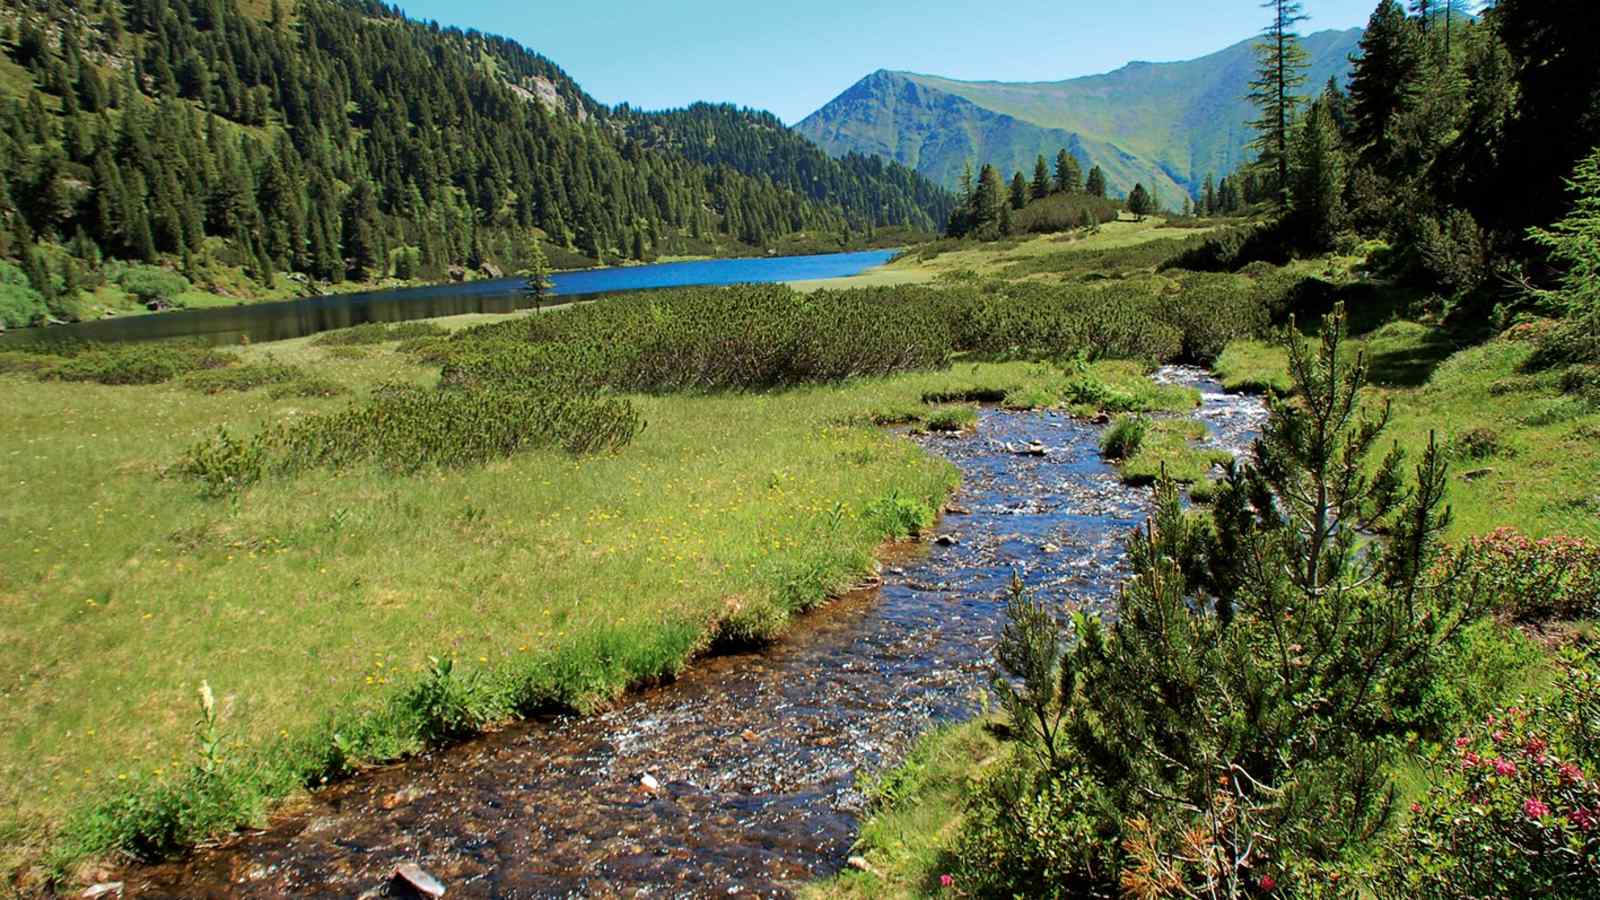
[1454,736,1471,749]
[1571,808,1596,832]
[1524,797,1550,820]
[1410,802,1422,814]
[1492,758,1518,777]
[1463,751,1482,768]
[1260,875,1277,891]
[940,874,954,888]
[1560,763,1585,784]
[1492,730,1508,743]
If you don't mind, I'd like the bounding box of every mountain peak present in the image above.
[796,28,1363,197]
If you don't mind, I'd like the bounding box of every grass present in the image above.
[1113,417,1232,486]
[1,315,1152,880]
[1217,318,1600,542]
[806,720,1001,899]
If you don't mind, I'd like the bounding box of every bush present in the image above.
[179,362,303,394]
[117,266,191,306]
[42,343,236,385]
[1373,646,1600,898]
[311,321,449,347]
[956,305,1493,895]
[1099,414,1149,460]
[0,281,47,328]
[1439,528,1600,621]
[1450,426,1506,461]
[177,427,266,497]
[269,382,642,475]
[862,491,935,539]
[923,405,977,433]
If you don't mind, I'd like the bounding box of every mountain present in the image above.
[0,0,950,317]
[795,29,1364,200]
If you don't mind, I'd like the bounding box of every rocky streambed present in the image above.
[122,367,1266,898]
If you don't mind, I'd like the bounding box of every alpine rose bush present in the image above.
[1374,645,1600,897]
[1441,527,1600,621]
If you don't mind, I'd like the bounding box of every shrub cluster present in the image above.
[442,285,955,392]
[1375,645,1600,898]
[309,321,449,347]
[1440,527,1600,622]
[7,342,238,385]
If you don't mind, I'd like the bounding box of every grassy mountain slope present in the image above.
[796,29,1362,199]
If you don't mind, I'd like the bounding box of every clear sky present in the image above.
[388,1,1379,124]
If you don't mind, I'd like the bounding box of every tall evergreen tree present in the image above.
[1031,155,1051,199]
[1010,171,1028,210]
[1085,165,1107,198]
[1248,0,1311,205]
[1126,183,1153,220]
[1054,149,1082,194]
[1349,0,1422,167]
[1288,98,1347,250]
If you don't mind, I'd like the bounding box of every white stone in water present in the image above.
[640,773,661,791]
[393,862,446,898]
[81,885,123,899]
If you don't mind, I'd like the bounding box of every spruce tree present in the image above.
[1010,171,1028,210]
[1288,98,1347,250]
[1348,0,1422,167]
[1126,183,1152,220]
[1031,155,1051,199]
[1085,165,1107,198]
[1055,149,1082,194]
[1248,0,1311,205]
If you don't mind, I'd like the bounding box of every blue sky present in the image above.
[390,1,1380,124]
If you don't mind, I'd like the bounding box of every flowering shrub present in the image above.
[1374,646,1600,897]
[1441,527,1600,621]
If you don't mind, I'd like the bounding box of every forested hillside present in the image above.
[0,0,950,327]
[622,103,953,244]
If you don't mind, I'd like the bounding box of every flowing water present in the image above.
[121,368,1265,898]
[0,250,898,349]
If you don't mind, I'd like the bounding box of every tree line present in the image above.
[1244,0,1599,316]
[946,149,1112,239]
[0,0,953,325]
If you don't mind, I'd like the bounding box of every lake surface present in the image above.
[0,249,898,348]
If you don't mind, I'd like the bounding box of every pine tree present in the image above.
[1126,183,1152,220]
[1202,173,1217,215]
[1288,98,1347,250]
[1031,155,1051,199]
[1085,165,1107,198]
[1248,0,1311,205]
[973,163,1004,236]
[1055,149,1082,194]
[1010,171,1028,210]
[1348,0,1422,167]
[521,237,553,303]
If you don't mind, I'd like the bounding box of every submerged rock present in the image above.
[392,862,445,898]
[640,773,661,791]
[81,885,123,899]
[934,534,959,546]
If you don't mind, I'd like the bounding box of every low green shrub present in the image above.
[42,343,236,385]
[311,321,450,347]
[270,382,641,475]
[177,427,266,497]
[1450,426,1507,461]
[0,281,47,328]
[180,363,303,394]
[1099,414,1149,460]
[116,266,191,306]
[266,375,349,400]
